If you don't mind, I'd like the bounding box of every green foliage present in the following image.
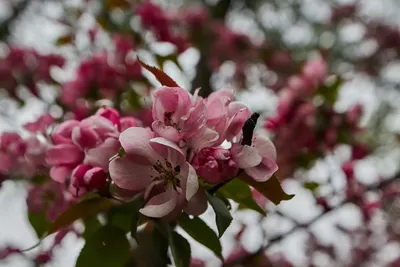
[168,230,192,267]
[48,197,114,235]
[319,76,343,105]
[303,181,320,194]
[28,212,50,239]
[107,198,144,238]
[179,213,222,259]
[219,178,266,215]
[76,225,131,267]
[206,192,233,238]
[82,216,102,240]
[239,174,294,205]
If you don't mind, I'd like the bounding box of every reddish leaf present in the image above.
[137,57,180,87]
[239,174,294,205]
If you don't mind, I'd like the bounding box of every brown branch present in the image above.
[223,175,400,267]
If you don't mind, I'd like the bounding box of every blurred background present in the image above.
[0,0,400,266]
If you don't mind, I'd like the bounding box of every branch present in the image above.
[223,175,400,266]
[191,0,232,97]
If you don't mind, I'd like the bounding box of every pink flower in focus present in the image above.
[205,88,251,144]
[69,164,108,197]
[231,133,278,182]
[192,147,239,184]
[109,127,199,218]
[47,107,137,183]
[152,86,218,149]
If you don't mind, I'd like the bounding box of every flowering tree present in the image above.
[0,0,399,266]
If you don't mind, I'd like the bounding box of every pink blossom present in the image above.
[69,164,108,197]
[231,133,278,182]
[47,107,138,183]
[109,127,199,218]
[205,88,251,144]
[23,114,55,134]
[152,86,218,148]
[192,147,239,184]
[27,180,70,221]
[302,57,328,84]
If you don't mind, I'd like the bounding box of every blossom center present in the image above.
[152,160,181,189]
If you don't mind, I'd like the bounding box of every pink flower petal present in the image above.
[46,144,84,165]
[71,126,99,150]
[50,166,73,183]
[150,137,185,165]
[84,138,120,170]
[0,152,13,172]
[187,126,219,149]
[231,144,262,169]
[253,134,277,160]
[178,162,199,201]
[139,186,178,218]
[119,127,158,164]
[245,157,278,182]
[151,121,182,143]
[109,156,154,191]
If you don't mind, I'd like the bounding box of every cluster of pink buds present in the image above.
[0,47,64,102]
[45,106,140,197]
[109,86,278,218]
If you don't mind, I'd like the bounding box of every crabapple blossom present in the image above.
[109,127,200,218]
[46,106,139,187]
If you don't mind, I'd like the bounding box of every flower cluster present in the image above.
[0,132,48,179]
[46,106,140,196]
[60,35,144,120]
[109,86,278,218]
[0,47,64,102]
[265,58,363,178]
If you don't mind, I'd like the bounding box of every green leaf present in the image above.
[319,76,343,104]
[82,216,102,239]
[130,200,145,239]
[239,174,294,205]
[179,213,222,259]
[219,178,266,215]
[76,226,131,267]
[168,230,191,267]
[48,197,114,235]
[303,181,320,193]
[28,212,51,238]
[137,57,180,87]
[206,192,233,238]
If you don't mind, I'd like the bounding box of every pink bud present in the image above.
[342,161,354,179]
[302,58,328,84]
[120,117,139,131]
[351,143,369,160]
[84,167,108,191]
[96,106,121,127]
[71,125,99,150]
[193,147,239,184]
